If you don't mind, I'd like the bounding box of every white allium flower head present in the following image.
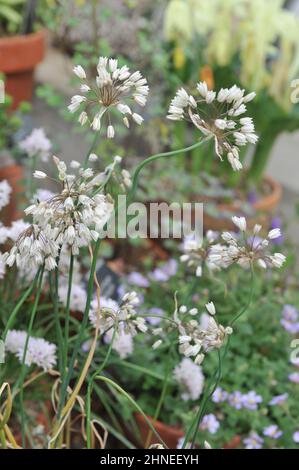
[167,82,258,171]
[69,57,149,137]
[5,156,115,268]
[89,293,146,338]
[208,217,286,270]
[5,330,56,371]
[0,180,12,211]
[105,328,134,359]
[3,223,60,271]
[19,128,51,162]
[174,357,204,401]
[58,283,87,313]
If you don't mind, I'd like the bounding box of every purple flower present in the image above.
[212,387,228,403]
[228,391,244,409]
[126,271,149,288]
[269,393,288,406]
[200,414,220,434]
[149,259,177,282]
[280,319,299,335]
[293,431,299,443]
[270,217,284,245]
[247,190,258,205]
[282,304,298,322]
[288,372,299,384]
[263,425,283,439]
[146,307,164,325]
[242,391,263,410]
[243,432,264,449]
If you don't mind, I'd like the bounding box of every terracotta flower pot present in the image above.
[223,435,241,449]
[203,176,282,232]
[0,30,46,109]
[134,413,184,449]
[0,164,24,225]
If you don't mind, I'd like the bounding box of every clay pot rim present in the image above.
[0,29,46,73]
[253,176,282,212]
[0,163,23,174]
[134,412,184,440]
[0,29,46,46]
[203,176,282,213]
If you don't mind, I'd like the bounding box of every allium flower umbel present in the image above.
[4,156,114,270]
[208,217,286,270]
[180,230,220,277]
[69,58,149,138]
[5,329,57,371]
[89,291,147,337]
[0,179,12,211]
[156,301,232,364]
[167,83,258,171]
[174,357,204,401]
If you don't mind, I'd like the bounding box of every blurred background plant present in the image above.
[164,0,299,184]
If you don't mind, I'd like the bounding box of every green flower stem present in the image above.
[222,266,255,362]
[108,360,173,382]
[129,138,211,203]
[90,375,168,449]
[2,268,42,341]
[144,347,173,448]
[57,238,102,418]
[191,350,222,449]
[63,254,74,367]
[83,132,101,169]
[57,137,209,430]
[18,265,45,447]
[50,261,64,373]
[183,268,255,449]
[86,325,118,448]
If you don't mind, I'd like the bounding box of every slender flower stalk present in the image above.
[17,265,45,447]
[63,254,74,367]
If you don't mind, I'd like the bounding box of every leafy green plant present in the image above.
[0,0,26,35]
[163,0,299,187]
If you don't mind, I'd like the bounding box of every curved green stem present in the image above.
[63,254,74,366]
[50,258,64,373]
[144,345,174,448]
[86,325,118,448]
[183,267,255,449]
[2,268,41,341]
[190,350,222,449]
[83,132,101,169]
[222,266,255,362]
[18,265,45,447]
[129,138,211,202]
[57,239,102,417]
[90,375,168,449]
